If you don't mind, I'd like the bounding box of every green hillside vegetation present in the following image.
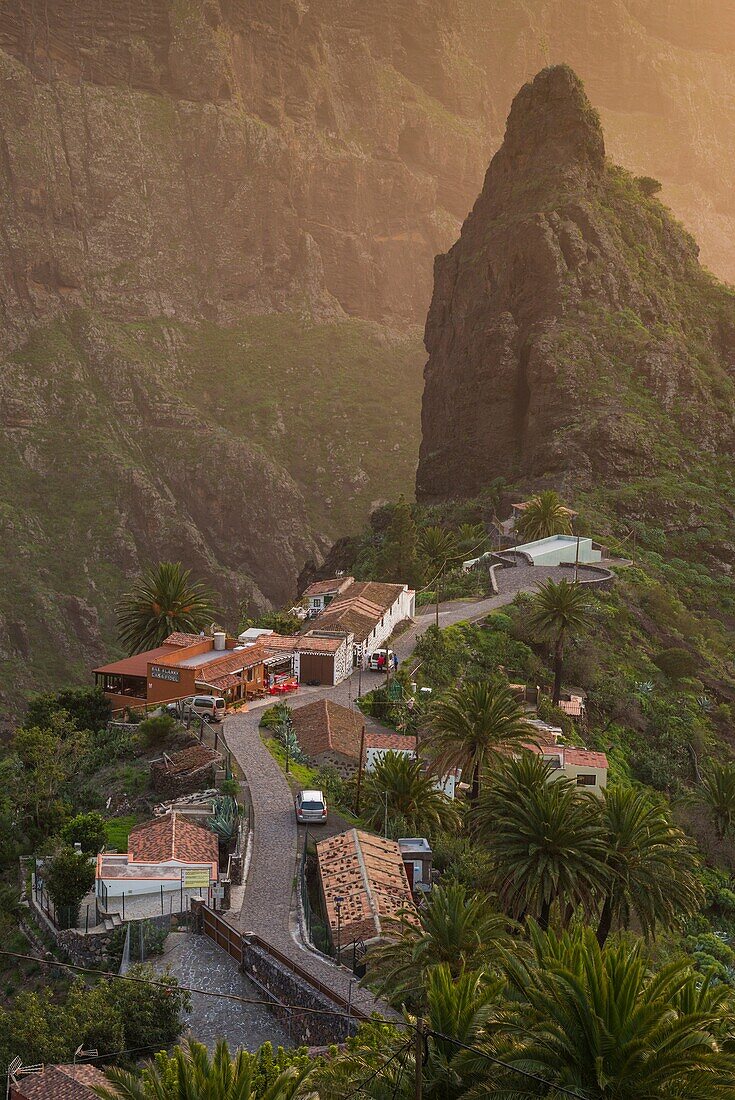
[0,312,423,707]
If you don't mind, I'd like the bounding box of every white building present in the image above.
[96,812,218,903]
[307,580,415,665]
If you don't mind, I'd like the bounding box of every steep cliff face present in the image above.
[416,66,735,505]
[2,0,735,343]
[3,2,735,704]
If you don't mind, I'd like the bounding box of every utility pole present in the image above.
[574,533,580,584]
[384,790,389,839]
[355,725,365,815]
[414,1020,424,1100]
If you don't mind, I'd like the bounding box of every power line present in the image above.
[1,954,592,1097]
[426,1027,593,1100]
[341,1039,413,1100]
[0,951,404,1027]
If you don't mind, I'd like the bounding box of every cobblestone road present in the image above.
[221,576,577,1023]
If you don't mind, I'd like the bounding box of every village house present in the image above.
[8,1063,113,1099]
[315,828,414,949]
[290,699,417,777]
[302,580,415,665]
[525,742,608,793]
[302,575,355,617]
[96,811,219,910]
[248,629,354,687]
[94,625,359,712]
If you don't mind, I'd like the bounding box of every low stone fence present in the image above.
[559,561,615,589]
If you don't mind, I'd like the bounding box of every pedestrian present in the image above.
[377,653,385,671]
[393,652,399,671]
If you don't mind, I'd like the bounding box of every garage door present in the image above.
[299,653,334,685]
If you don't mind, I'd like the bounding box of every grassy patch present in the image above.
[104,816,139,851]
[262,736,319,790]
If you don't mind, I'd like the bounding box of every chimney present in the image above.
[213,632,226,651]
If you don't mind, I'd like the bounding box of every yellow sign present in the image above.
[182,869,211,889]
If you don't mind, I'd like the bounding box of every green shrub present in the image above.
[43,846,95,929]
[61,812,107,854]
[653,647,699,680]
[139,713,178,746]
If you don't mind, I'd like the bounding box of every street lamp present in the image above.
[335,895,344,966]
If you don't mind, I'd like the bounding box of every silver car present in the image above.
[295,789,328,824]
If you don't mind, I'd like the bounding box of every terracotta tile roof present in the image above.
[163,632,208,647]
[563,747,608,769]
[526,743,607,770]
[291,699,363,759]
[311,581,408,642]
[316,828,414,945]
[558,697,585,717]
[93,643,180,677]
[302,576,354,597]
[156,745,221,775]
[11,1064,114,1099]
[298,633,349,653]
[128,812,218,865]
[195,644,268,685]
[364,730,417,754]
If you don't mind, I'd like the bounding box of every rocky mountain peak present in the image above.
[499,65,605,181]
[416,68,735,505]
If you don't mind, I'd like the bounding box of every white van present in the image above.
[187,695,227,722]
[367,649,395,672]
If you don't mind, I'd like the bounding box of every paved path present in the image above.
[220,573,574,1021]
[154,931,292,1052]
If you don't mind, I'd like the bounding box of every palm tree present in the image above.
[417,526,459,627]
[515,490,574,541]
[596,785,702,946]
[116,561,216,655]
[473,754,608,929]
[361,751,460,837]
[97,1039,313,1099]
[690,759,735,840]
[364,882,513,1007]
[499,925,735,1098]
[527,576,591,704]
[456,523,488,558]
[425,680,535,806]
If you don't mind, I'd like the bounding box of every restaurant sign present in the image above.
[151,665,180,683]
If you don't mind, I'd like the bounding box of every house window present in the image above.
[542,755,562,770]
[576,773,597,786]
[247,667,254,682]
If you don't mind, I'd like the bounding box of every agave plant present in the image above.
[207,796,239,845]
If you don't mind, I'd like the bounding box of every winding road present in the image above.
[221,566,575,1016]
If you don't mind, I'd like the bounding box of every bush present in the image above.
[61,812,107,855]
[139,713,178,746]
[653,647,699,681]
[43,846,95,929]
[24,687,111,734]
[636,175,662,196]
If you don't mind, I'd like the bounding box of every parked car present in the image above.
[295,789,328,824]
[166,695,226,723]
[367,648,395,671]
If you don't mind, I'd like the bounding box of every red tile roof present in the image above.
[558,697,585,717]
[302,577,354,597]
[163,632,208,647]
[11,1064,114,1099]
[364,730,417,754]
[309,581,409,642]
[563,747,608,769]
[316,829,414,945]
[291,699,363,759]
[93,644,180,677]
[128,812,218,866]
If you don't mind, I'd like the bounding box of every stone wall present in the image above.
[241,940,360,1045]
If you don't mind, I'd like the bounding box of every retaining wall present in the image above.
[241,939,360,1045]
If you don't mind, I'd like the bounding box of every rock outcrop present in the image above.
[416,66,735,503]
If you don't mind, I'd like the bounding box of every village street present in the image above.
[221,566,574,1014]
